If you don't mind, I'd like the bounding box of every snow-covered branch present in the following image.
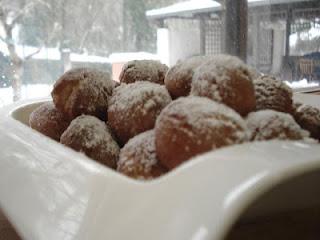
[24,46,42,60]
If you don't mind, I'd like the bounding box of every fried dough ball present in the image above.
[254,75,293,113]
[164,56,209,99]
[29,102,70,141]
[60,115,120,168]
[108,81,172,145]
[246,110,309,141]
[112,80,120,88]
[191,54,256,116]
[117,130,167,180]
[293,104,320,140]
[52,68,114,121]
[155,96,248,169]
[119,60,168,85]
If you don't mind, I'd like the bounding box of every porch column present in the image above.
[200,16,206,55]
[224,0,248,61]
[157,28,170,66]
[285,8,292,60]
[252,13,260,68]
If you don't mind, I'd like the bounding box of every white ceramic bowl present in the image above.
[0,94,320,240]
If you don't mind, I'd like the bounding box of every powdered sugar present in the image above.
[52,67,114,120]
[30,102,63,125]
[246,110,309,141]
[294,104,320,127]
[118,130,157,170]
[120,60,168,85]
[60,115,120,168]
[157,96,248,144]
[29,102,70,141]
[192,55,252,88]
[155,96,250,169]
[164,56,211,98]
[108,81,172,144]
[191,63,223,101]
[109,81,171,112]
[254,75,293,113]
[293,104,320,140]
[117,130,166,180]
[67,116,106,147]
[191,54,255,116]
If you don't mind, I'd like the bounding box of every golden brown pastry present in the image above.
[164,56,209,99]
[191,54,256,116]
[117,130,167,180]
[293,104,320,140]
[51,68,114,121]
[119,60,168,85]
[29,102,70,141]
[155,96,248,169]
[108,81,172,145]
[246,110,309,141]
[60,115,120,168]
[254,75,293,114]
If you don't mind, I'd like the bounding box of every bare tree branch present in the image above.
[0,35,10,44]
[78,0,103,50]
[10,0,50,27]
[24,46,42,60]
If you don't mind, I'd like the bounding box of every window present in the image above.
[0,0,319,107]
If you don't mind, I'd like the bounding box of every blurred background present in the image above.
[0,0,319,106]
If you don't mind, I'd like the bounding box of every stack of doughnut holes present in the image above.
[29,56,320,180]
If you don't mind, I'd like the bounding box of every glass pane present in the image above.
[0,0,319,107]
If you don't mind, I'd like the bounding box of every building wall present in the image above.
[271,27,286,75]
[22,59,111,85]
[112,62,124,81]
[167,19,201,66]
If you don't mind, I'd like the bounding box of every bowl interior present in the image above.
[4,96,320,240]
[225,168,320,240]
[11,101,48,126]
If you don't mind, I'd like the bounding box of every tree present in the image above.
[0,0,122,101]
[0,0,51,101]
[0,0,182,101]
[0,52,10,87]
[122,0,185,53]
[0,1,42,100]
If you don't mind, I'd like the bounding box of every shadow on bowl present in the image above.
[224,168,320,240]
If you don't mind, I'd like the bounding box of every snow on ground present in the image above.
[0,45,111,63]
[0,84,52,108]
[290,26,320,48]
[285,79,320,89]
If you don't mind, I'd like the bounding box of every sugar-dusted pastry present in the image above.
[254,75,293,113]
[108,81,172,145]
[246,110,309,141]
[293,104,320,140]
[120,60,168,85]
[191,54,256,116]
[117,130,167,180]
[52,68,114,120]
[60,115,120,169]
[155,96,248,169]
[164,56,209,99]
[29,102,70,141]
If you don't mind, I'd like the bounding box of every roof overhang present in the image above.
[146,0,316,20]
